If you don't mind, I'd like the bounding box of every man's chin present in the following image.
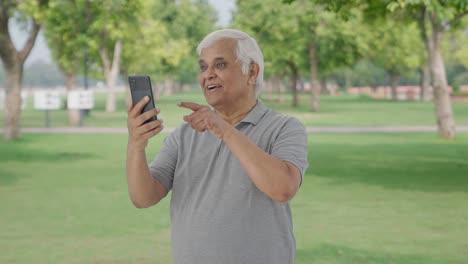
[204,96,222,109]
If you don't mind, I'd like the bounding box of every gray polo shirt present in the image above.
[149,100,308,264]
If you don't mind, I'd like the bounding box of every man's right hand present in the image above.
[127,96,164,151]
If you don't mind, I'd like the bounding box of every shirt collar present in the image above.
[238,100,267,126]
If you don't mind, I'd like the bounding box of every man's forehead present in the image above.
[199,39,236,61]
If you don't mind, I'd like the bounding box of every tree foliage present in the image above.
[235,0,367,109]
[44,0,87,76]
[367,19,422,77]
[154,0,217,84]
[120,0,190,81]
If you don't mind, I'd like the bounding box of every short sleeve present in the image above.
[148,131,179,191]
[270,117,309,183]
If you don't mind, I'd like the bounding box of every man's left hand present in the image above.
[178,102,231,140]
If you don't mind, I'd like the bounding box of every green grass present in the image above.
[1,133,467,263]
[262,94,468,127]
[3,90,468,128]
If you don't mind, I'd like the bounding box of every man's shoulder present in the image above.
[173,122,192,134]
[163,122,193,143]
[261,107,305,130]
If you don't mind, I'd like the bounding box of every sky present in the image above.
[10,0,235,66]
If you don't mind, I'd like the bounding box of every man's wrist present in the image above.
[221,125,238,143]
[127,143,146,155]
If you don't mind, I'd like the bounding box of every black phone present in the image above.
[128,75,158,123]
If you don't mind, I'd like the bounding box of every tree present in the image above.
[235,0,367,109]
[300,4,367,110]
[172,0,217,87]
[444,22,468,90]
[311,0,467,138]
[44,0,88,126]
[234,0,308,107]
[451,24,468,69]
[85,0,141,112]
[367,19,422,100]
[235,0,315,107]
[348,59,387,87]
[120,0,190,104]
[395,0,467,138]
[153,0,217,94]
[0,0,49,140]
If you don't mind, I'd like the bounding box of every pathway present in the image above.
[3,126,468,134]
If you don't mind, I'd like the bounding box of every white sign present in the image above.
[67,90,94,110]
[34,90,61,110]
[21,91,28,110]
[0,90,28,110]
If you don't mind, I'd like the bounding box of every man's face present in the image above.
[198,39,254,109]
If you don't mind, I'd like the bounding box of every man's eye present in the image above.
[216,63,226,69]
[200,65,208,72]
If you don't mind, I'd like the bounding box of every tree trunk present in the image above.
[175,81,182,94]
[153,82,161,101]
[264,79,273,101]
[64,72,80,126]
[419,64,431,101]
[164,78,175,96]
[182,83,191,92]
[272,77,280,101]
[389,71,400,101]
[416,11,432,102]
[430,27,456,139]
[123,70,132,108]
[328,79,337,96]
[99,39,122,113]
[288,61,299,107]
[309,41,320,112]
[320,78,327,95]
[344,69,351,91]
[417,8,455,138]
[278,78,286,103]
[0,14,41,140]
[4,66,22,140]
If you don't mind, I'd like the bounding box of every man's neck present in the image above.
[216,99,258,125]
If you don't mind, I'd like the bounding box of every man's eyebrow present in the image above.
[198,57,226,64]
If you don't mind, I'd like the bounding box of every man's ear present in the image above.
[247,63,260,85]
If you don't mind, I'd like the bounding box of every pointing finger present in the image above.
[177,101,203,111]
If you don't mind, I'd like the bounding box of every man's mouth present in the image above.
[207,84,222,91]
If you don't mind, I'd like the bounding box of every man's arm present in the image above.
[222,127,302,202]
[126,147,169,208]
[126,96,168,208]
[178,102,303,202]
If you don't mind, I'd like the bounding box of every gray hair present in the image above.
[197,29,264,97]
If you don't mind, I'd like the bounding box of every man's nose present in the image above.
[205,66,216,80]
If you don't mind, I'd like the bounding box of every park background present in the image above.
[1,0,468,263]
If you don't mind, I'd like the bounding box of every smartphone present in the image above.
[128,75,158,123]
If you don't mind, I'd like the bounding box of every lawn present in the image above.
[2,90,468,128]
[1,133,467,264]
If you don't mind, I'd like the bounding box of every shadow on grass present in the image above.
[0,168,17,185]
[0,137,95,186]
[0,147,94,163]
[296,243,460,264]
[308,135,468,193]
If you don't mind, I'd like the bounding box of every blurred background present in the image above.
[1,0,467,263]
